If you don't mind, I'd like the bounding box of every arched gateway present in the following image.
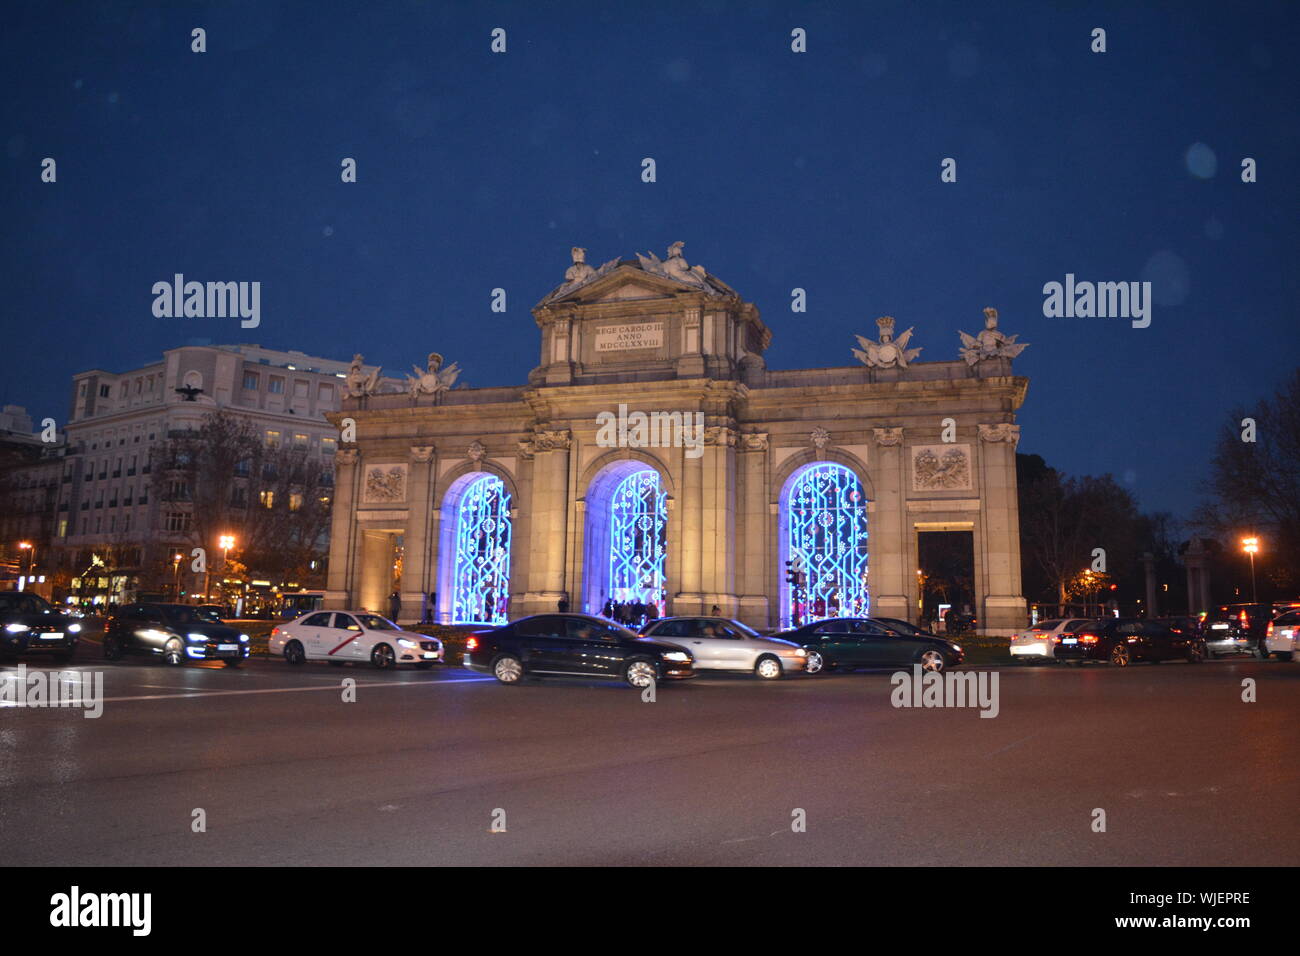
[326,242,1030,635]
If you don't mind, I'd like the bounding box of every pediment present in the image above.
[542,264,701,306]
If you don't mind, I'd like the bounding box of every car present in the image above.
[104,603,250,666]
[269,610,444,669]
[1202,603,1276,659]
[1010,618,1094,660]
[1264,608,1300,660]
[638,616,806,679]
[775,617,964,673]
[463,613,695,687]
[0,591,82,663]
[1052,617,1204,666]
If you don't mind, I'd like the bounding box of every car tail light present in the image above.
[271,627,280,637]
[1240,610,1249,624]
[1266,621,1273,638]
[1052,635,1063,643]
[1079,633,1099,644]
[465,636,479,651]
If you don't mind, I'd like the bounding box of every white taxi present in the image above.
[270,610,444,669]
[1010,618,1093,660]
[1264,609,1300,661]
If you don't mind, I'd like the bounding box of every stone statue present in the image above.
[853,316,922,369]
[564,247,596,284]
[406,352,461,398]
[637,241,715,290]
[345,353,383,398]
[958,307,1029,365]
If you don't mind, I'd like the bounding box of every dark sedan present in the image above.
[104,603,251,666]
[463,613,695,687]
[1053,617,1204,666]
[0,592,82,663]
[776,617,964,673]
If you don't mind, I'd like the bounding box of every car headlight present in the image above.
[67,622,82,633]
[140,628,172,640]
[239,633,250,642]
[6,623,30,633]
[950,644,962,653]
[397,638,418,649]
[661,651,690,662]
[186,632,209,643]
[793,648,807,657]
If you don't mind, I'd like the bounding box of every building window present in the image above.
[320,437,337,456]
[293,433,308,449]
[268,377,285,394]
[259,490,275,509]
[289,492,303,511]
[265,430,281,448]
[164,512,191,533]
[242,371,260,390]
[99,385,110,398]
[780,462,870,628]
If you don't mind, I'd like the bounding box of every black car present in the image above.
[776,617,964,673]
[463,613,695,687]
[104,603,250,666]
[1053,617,1204,666]
[0,592,82,662]
[1202,603,1277,660]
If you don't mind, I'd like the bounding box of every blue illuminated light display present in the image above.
[784,463,869,627]
[452,474,511,624]
[608,469,667,607]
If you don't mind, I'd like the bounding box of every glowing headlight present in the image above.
[5,623,30,633]
[186,632,209,642]
[239,633,250,642]
[141,628,171,640]
[794,648,807,657]
[951,644,962,653]
[661,651,690,662]
[397,638,418,649]
[67,623,82,633]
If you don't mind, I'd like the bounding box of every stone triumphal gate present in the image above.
[325,243,1030,634]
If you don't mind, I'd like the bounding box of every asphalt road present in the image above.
[2,644,1297,866]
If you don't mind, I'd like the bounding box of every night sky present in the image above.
[3,1,1297,521]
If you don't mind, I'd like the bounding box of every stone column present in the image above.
[524,429,570,615]
[325,448,358,609]
[400,445,435,624]
[676,428,705,613]
[737,432,769,628]
[700,425,738,616]
[977,423,1027,635]
[869,427,910,623]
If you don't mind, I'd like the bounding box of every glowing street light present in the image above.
[1242,537,1260,603]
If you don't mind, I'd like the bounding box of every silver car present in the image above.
[640,616,806,679]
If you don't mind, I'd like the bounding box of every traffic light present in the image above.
[785,560,798,586]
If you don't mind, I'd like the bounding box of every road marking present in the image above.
[97,676,494,704]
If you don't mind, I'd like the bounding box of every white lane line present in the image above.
[98,677,494,704]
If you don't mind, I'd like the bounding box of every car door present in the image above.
[295,612,334,658]
[1145,621,1181,660]
[134,604,172,656]
[811,620,854,664]
[514,616,569,671]
[328,614,368,662]
[853,620,912,666]
[565,618,625,676]
[672,619,728,668]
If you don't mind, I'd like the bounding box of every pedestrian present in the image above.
[388,590,401,623]
[557,593,570,614]
[710,604,721,617]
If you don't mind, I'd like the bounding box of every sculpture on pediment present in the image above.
[959,307,1029,366]
[636,241,717,291]
[406,352,461,398]
[345,354,383,398]
[853,316,922,369]
[564,247,596,285]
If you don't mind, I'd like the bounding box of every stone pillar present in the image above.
[523,429,570,615]
[700,425,738,616]
[977,423,1027,635]
[676,428,705,613]
[1184,539,1208,615]
[400,445,435,623]
[737,432,770,628]
[869,427,910,624]
[325,448,358,609]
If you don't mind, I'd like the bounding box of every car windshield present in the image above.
[355,614,400,630]
[720,619,762,638]
[161,605,223,626]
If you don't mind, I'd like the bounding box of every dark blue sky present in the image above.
[3,1,1297,520]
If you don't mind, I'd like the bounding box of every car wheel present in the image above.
[222,658,241,668]
[754,655,783,681]
[1110,644,1131,667]
[624,658,657,688]
[370,644,396,669]
[162,639,184,666]
[1186,641,1205,663]
[918,649,945,673]
[103,636,124,661]
[492,654,523,684]
[804,650,826,674]
[284,640,306,666]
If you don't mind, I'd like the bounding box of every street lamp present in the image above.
[1242,537,1260,603]
[172,552,184,599]
[18,541,35,578]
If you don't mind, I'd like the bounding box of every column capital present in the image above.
[872,426,903,447]
[409,445,435,463]
[978,423,1020,445]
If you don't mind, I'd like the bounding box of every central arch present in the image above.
[582,460,668,615]
[437,471,512,624]
[779,461,870,628]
